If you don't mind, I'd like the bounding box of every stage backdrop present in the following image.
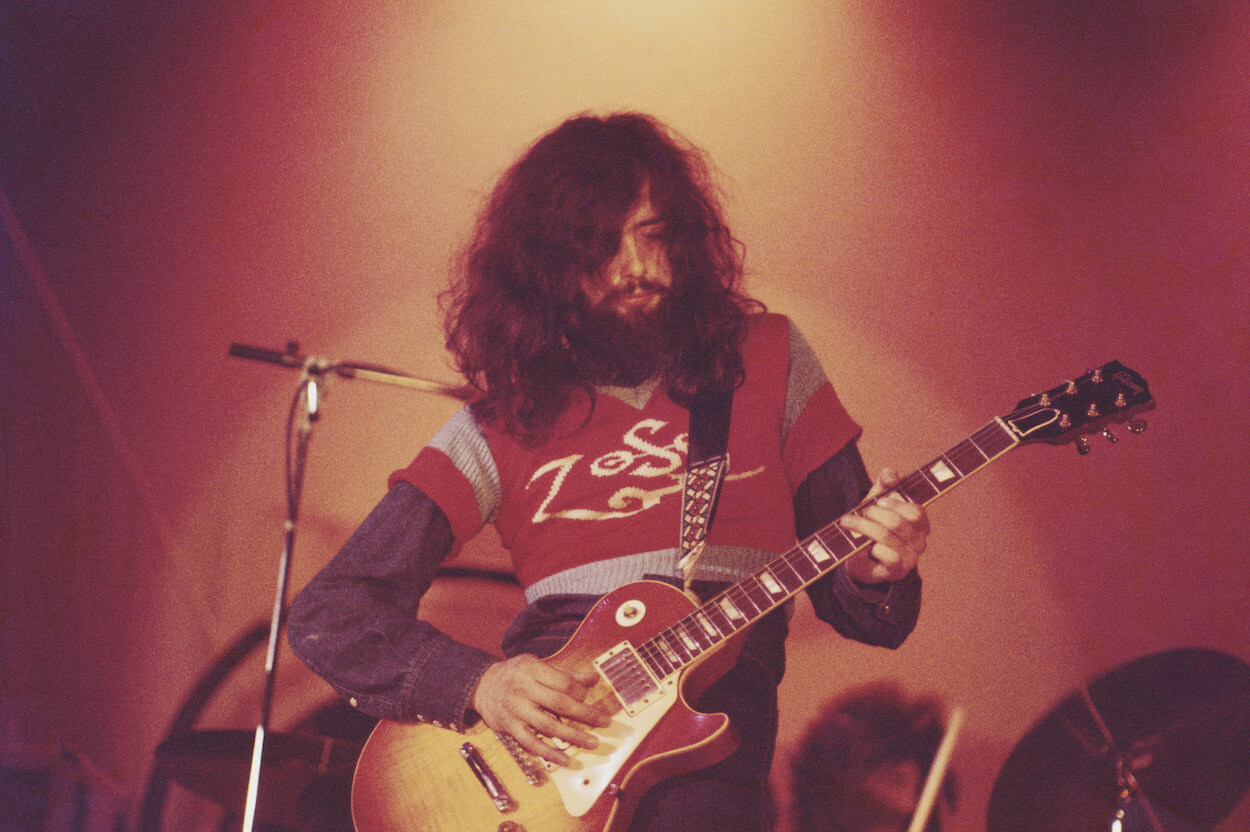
[3,2,1248,830]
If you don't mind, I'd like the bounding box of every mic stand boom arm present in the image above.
[228,340,473,399]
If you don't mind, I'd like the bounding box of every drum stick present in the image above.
[907,706,965,832]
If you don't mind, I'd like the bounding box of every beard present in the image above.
[566,290,672,388]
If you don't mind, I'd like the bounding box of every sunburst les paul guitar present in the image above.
[350,361,1155,832]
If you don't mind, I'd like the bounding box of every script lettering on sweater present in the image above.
[528,419,760,523]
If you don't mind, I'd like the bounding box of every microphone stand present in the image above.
[227,341,469,832]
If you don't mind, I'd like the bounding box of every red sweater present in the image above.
[391,312,860,592]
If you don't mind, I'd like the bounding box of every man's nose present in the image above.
[617,236,647,284]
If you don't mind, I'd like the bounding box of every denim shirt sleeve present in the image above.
[794,440,922,649]
[287,481,499,731]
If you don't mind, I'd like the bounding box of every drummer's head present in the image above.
[789,683,956,832]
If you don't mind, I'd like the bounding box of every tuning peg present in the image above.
[1092,368,1103,383]
[1076,436,1091,455]
[1101,427,1118,443]
[1127,418,1147,433]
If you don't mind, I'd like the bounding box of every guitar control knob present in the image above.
[1076,436,1091,455]
[1127,419,1147,433]
[1101,428,1118,443]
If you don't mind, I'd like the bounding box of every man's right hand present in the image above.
[471,654,610,767]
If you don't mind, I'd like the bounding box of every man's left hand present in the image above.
[840,467,929,584]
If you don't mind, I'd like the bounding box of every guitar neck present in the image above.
[634,417,1023,681]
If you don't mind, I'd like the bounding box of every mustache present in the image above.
[600,280,670,303]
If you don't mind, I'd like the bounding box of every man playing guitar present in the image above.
[287,112,929,832]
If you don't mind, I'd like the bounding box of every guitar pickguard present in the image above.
[549,675,679,817]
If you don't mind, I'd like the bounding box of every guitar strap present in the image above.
[678,388,733,597]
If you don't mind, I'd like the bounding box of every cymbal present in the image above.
[987,648,1250,832]
[155,729,361,829]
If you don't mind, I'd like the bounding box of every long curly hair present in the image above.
[443,112,761,445]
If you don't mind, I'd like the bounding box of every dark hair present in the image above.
[443,112,761,444]
[790,683,958,832]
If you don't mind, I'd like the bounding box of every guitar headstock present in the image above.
[1004,361,1155,453]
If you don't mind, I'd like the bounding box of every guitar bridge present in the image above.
[594,641,662,717]
[460,742,516,813]
[495,731,546,785]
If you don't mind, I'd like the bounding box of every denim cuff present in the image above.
[818,564,921,648]
[403,635,499,732]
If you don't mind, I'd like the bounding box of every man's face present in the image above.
[567,184,674,386]
[580,185,673,323]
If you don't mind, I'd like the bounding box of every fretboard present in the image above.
[635,418,1020,680]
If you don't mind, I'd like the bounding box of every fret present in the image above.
[639,641,673,679]
[726,585,762,618]
[817,528,853,559]
[636,640,659,671]
[656,636,681,667]
[693,618,718,651]
[899,474,938,504]
[673,624,699,655]
[926,458,960,486]
[803,536,835,565]
[947,441,987,477]
[973,421,1016,457]
[740,578,773,613]
[820,524,859,559]
[771,556,805,591]
[680,612,710,649]
[757,569,785,597]
[939,449,967,477]
[717,595,747,622]
[662,629,693,664]
[891,478,915,502]
[838,515,868,546]
[915,465,941,491]
[693,611,721,639]
[705,603,736,635]
[787,549,820,582]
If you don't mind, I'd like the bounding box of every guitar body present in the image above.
[351,579,743,832]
